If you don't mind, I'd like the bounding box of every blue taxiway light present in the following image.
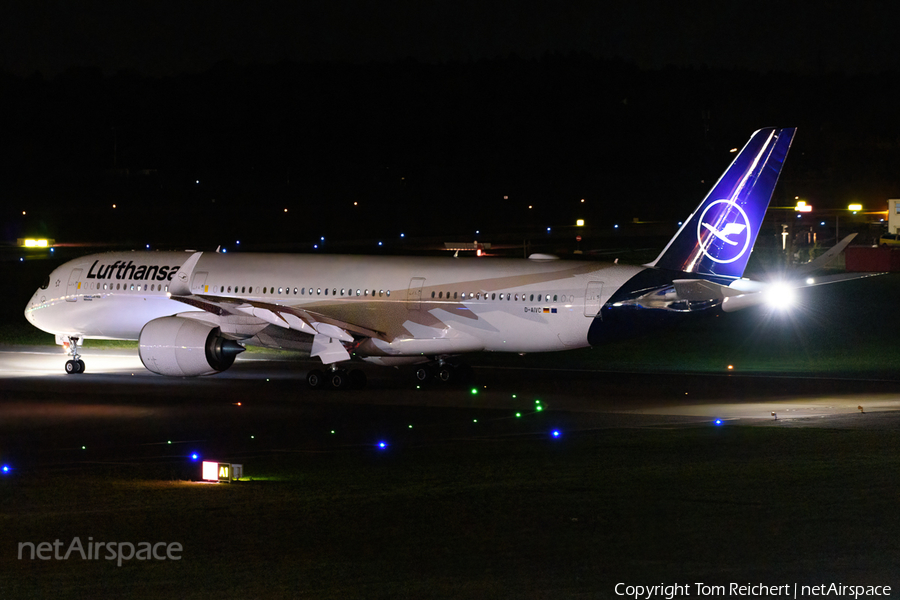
[551,430,561,438]
[1,465,10,474]
[377,442,388,449]
[190,453,200,461]
[714,419,724,426]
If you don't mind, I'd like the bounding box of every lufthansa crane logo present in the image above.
[696,199,751,264]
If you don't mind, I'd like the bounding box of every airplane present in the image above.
[22,127,862,388]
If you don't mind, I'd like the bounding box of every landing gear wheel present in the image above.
[348,369,367,389]
[65,360,78,374]
[330,370,347,390]
[415,366,433,382]
[307,369,325,389]
[437,366,453,382]
[76,360,85,374]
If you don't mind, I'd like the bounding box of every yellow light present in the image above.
[23,239,48,248]
[848,203,863,211]
[112,204,116,208]
[576,219,585,227]
[794,201,812,212]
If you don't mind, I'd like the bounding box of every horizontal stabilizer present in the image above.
[794,233,857,275]
[672,279,744,301]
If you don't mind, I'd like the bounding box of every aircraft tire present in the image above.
[307,369,325,389]
[437,367,453,382]
[65,360,77,375]
[77,360,85,373]
[414,366,432,382]
[330,370,347,390]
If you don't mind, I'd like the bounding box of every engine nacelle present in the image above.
[139,317,244,376]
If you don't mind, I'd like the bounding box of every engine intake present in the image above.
[139,317,244,377]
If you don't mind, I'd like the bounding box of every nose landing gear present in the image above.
[61,336,85,374]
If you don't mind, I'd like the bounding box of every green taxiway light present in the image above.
[473,419,478,423]
[470,388,478,395]
[515,412,522,418]
[536,406,543,412]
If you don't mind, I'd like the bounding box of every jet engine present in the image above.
[139,317,244,376]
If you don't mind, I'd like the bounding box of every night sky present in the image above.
[2,2,900,248]
[3,1,899,77]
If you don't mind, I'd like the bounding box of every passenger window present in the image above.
[332,289,336,296]
[454,292,458,299]
[431,291,435,298]
[325,288,329,295]
[491,293,496,300]
[538,294,541,301]
[379,290,383,297]
[341,289,345,296]
[356,289,361,296]
[227,286,232,293]
[386,290,390,296]
[553,294,558,301]
[530,294,534,301]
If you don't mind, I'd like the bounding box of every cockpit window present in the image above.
[40,275,50,290]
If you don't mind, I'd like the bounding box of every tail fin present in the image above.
[649,127,796,278]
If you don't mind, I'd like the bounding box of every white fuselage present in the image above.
[25,251,645,356]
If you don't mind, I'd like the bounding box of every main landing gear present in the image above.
[307,365,367,390]
[414,361,473,386]
[62,336,85,375]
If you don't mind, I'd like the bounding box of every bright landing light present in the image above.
[765,283,796,309]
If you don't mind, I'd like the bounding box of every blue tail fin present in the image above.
[649,127,796,278]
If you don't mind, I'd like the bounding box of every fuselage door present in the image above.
[584,281,603,317]
[408,277,425,311]
[191,271,209,294]
[66,268,83,302]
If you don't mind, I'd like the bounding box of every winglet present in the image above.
[649,127,796,278]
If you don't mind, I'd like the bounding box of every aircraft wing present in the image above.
[169,292,387,364]
[166,250,387,363]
